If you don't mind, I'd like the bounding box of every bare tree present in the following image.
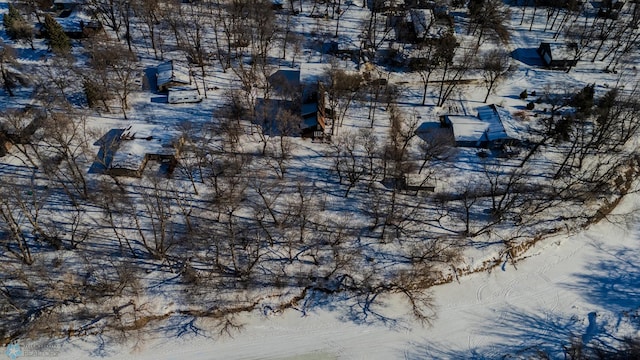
[88,0,125,40]
[132,0,161,58]
[129,178,179,260]
[330,131,368,198]
[563,21,595,72]
[323,63,363,135]
[467,0,511,46]
[0,181,35,264]
[437,41,476,107]
[480,49,511,103]
[26,110,93,207]
[86,41,140,118]
[409,45,439,106]
[179,1,212,98]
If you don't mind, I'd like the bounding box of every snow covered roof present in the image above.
[445,115,491,144]
[110,124,182,171]
[299,63,327,84]
[167,86,199,95]
[541,42,575,61]
[445,105,522,145]
[476,104,522,141]
[408,8,450,40]
[157,61,191,89]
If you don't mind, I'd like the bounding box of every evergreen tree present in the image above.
[43,14,71,54]
[3,4,33,46]
[3,4,20,37]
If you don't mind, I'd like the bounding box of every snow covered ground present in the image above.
[5,192,627,359]
[2,0,640,358]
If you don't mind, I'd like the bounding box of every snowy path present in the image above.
[52,195,640,359]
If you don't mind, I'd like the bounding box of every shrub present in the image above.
[526,102,535,110]
[519,89,528,100]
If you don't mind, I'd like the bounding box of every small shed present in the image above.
[156,60,191,92]
[537,42,578,69]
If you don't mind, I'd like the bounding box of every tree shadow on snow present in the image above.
[405,307,587,359]
[561,240,640,325]
[406,237,640,359]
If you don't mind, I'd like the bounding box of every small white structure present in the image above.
[168,87,202,104]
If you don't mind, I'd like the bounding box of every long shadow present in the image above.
[406,307,584,359]
[562,240,640,320]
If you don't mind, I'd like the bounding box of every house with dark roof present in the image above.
[257,68,326,139]
[269,69,301,97]
[537,42,578,69]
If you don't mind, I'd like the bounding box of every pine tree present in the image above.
[3,4,17,33]
[3,4,34,48]
[43,14,71,54]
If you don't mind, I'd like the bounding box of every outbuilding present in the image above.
[537,42,578,70]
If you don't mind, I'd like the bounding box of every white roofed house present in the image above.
[97,124,185,177]
[442,105,523,150]
[156,60,191,92]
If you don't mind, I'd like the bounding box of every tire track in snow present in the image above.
[475,283,487,303]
